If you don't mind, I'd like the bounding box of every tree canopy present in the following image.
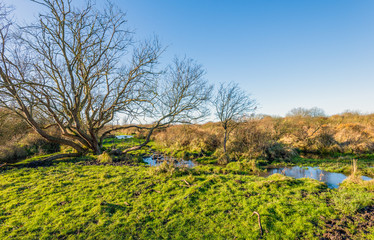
[0,0,212,156]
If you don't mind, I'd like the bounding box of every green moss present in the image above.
[0,159,373,239]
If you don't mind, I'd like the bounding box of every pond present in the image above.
[115,135,133,140]
[142,155,372,188]
[261,166,372,188]
[143,155,196,168]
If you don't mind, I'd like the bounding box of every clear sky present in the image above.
[4,0,374,116]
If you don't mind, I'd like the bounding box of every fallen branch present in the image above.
[182,179,190,186]
[252,211,263,237]
[0,163,6,168]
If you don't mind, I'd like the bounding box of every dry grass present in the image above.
[97,151,113,163]
[150,113,374,160]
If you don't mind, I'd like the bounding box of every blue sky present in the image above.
[4,0,374,116]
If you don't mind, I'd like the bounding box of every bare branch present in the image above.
[214,82,257,153]
[0,1,213,156]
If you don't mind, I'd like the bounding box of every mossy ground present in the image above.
[1,135,374,239]
[0,159,374,239]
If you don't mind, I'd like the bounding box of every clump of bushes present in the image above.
[107,112,374,162]
[263,142,298,161]
[97,151,113,163]
[0,109,61,163]
[216,152,230,165]
[20,134,61,155]
[148,161,190,177]
[227,120,298,161]
[0,145,28,163]
[153,124,220,153]
[225,159,259,174]
[0,133,60,163]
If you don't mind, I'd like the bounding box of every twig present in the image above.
[144,183,155,190]
[146,189,161,194]
[183,179,190,186]
[252,211,263,237]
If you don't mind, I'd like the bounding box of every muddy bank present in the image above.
[320,205,374,239]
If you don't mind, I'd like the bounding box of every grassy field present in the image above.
[0,136,374,239]
[1,155,374,239]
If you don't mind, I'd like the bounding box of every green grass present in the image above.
[0,160,373,239]
[102,137,154,156]
[1,136,374,239]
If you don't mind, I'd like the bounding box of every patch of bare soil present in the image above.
[77,159,138,166]
[320,205,374,240]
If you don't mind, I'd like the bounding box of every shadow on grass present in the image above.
[1,156,96,171]
[100,202,129,214]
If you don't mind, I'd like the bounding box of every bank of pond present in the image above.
[1,151,374,239]
[143,155,372,189]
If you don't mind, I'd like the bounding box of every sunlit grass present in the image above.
[0,161,373,239]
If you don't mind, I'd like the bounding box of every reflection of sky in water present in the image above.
[115,135,133,139]
[263,166,372,189]
[143,157,196,168]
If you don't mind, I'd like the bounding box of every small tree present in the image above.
[286,107,326,118]
[214,82,256,154]
[0,0,212,157]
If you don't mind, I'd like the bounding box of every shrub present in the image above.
[225,159,259,173]
[0,145,28,163]
[97,152,113,163]
[19,134,60,155]
[264,142,297,161]
[148,161,190,177]
[153,124,220,153]
[217,153,230,165]
[227,119,297,160]
[0,133,60,163]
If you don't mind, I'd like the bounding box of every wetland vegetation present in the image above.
[1,114,374,239]
[0,0,373,239]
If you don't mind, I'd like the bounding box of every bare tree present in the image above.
[111,57,212,154]
[214,82,256,154]
[0,0,212,157]
[286,107,326,118]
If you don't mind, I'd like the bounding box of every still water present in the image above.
[143,156,196,168]
[142,155,372,188]
[116,135,133,139]
[262,166,372,188]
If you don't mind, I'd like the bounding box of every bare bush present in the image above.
[153,124,220,153]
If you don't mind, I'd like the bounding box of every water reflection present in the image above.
[116,135,133,140]
[262,166,372,188]
[143,156,196,168]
